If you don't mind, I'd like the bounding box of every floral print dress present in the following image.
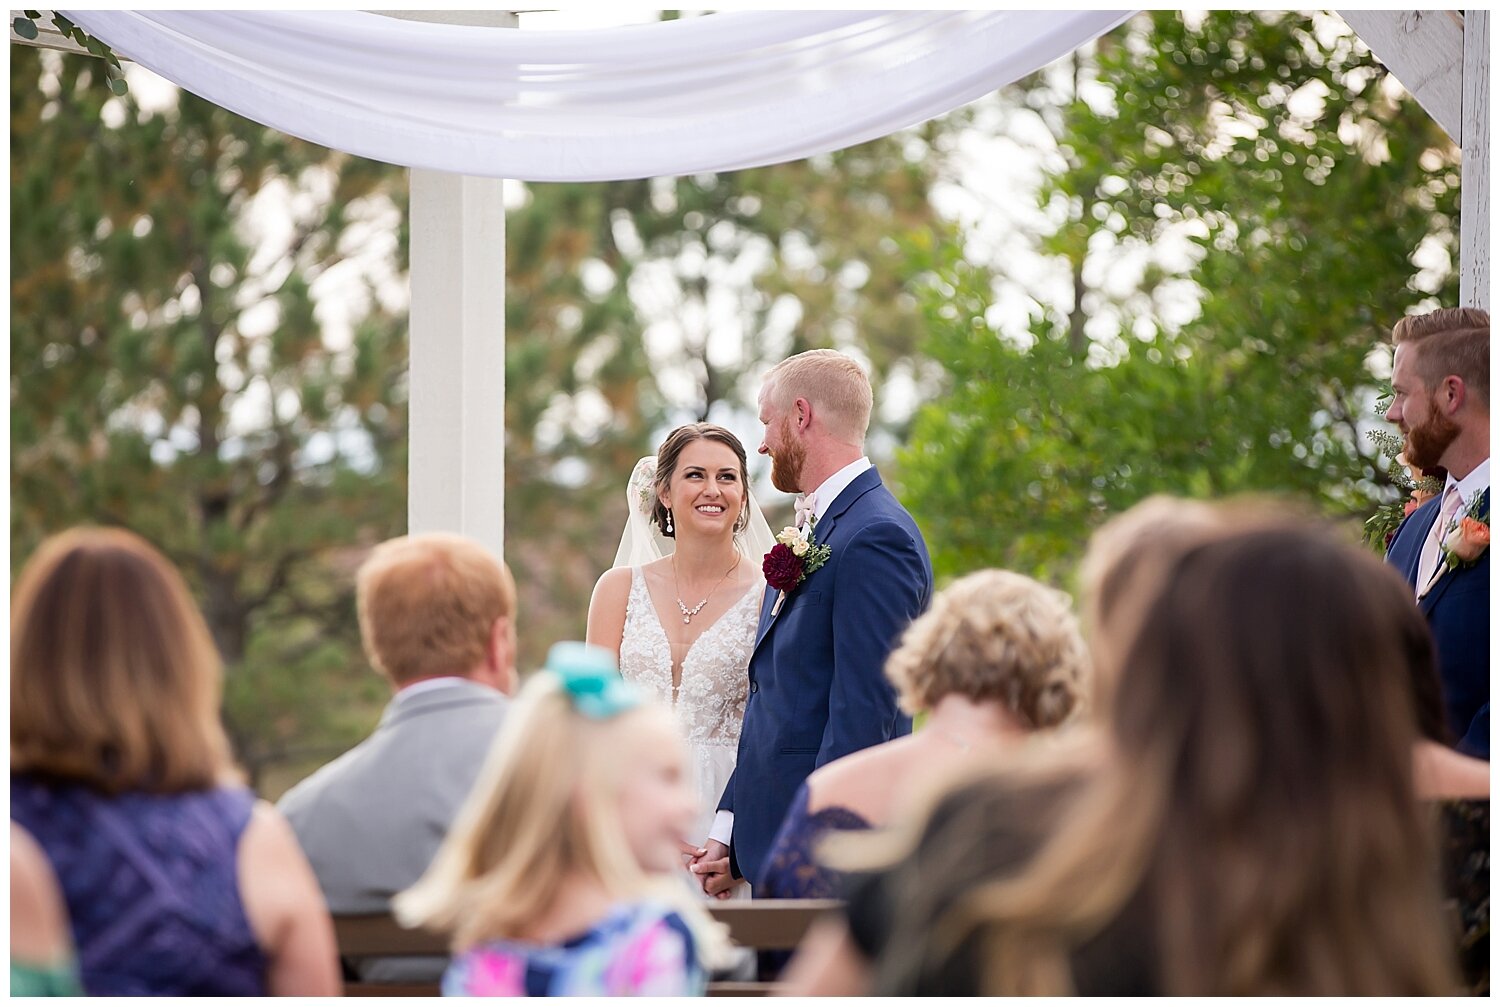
[442,900,703,997]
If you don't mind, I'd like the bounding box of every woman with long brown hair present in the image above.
[11,527,339,996]
[786,506,1460,995]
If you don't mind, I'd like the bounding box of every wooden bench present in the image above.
[334,899,838,997]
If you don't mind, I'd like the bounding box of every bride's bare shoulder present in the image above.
[587,567,636,651]
[590,566,634,606]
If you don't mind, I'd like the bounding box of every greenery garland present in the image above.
[13,11,127,94]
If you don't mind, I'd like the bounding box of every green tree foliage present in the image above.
[13,40,976,788]
[11,48,410,787]
[897,11,1460,581]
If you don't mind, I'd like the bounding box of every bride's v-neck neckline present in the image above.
[634,567,761,700]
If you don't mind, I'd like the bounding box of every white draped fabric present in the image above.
[66,10,1132,182]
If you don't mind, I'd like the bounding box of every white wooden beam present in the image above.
[1460,10,1488,308]
[1339,10,1464,143]
[383,11,517,558]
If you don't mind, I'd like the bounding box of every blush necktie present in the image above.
[1416,485,1462,597]
[794,492,819,531]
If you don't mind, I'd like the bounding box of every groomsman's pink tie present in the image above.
[1416,486,1463,597]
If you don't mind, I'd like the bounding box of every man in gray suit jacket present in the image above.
[278,533,518,981]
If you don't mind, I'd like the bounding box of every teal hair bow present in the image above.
[546,641,643,719]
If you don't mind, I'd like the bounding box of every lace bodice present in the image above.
[619,567,760,747]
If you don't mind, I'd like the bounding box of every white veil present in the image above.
[611,456,777,569]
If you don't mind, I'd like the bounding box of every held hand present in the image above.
[693,857,737,897]
[690,839,735,896]
[704,868,740,898]
[694,839,729,872]
[684,838,714,873]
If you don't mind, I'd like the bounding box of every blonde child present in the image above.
[395,642,726,996]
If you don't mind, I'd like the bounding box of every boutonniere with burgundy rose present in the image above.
[764,519,832,617]
[1439,490,1490,575]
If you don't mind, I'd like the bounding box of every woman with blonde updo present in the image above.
[757,569,1091,901]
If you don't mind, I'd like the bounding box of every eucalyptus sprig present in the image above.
[1363,391,1444,551]
[13,11,127,94]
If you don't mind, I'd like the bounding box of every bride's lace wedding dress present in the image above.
[617,567,763,844]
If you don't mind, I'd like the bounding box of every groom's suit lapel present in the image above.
[751,468,884,655]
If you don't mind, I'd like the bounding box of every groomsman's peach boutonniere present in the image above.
[764,520,832,616]
[1440,491,1490,573]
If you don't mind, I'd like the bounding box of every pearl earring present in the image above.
[666,509,673,534]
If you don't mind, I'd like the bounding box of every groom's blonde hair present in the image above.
[764,350,873,447]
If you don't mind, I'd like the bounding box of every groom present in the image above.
[695,350,933,894]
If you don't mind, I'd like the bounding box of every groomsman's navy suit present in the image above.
[1386,487,1490,758]
[718,466,932,886]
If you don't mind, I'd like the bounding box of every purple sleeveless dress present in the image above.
[11,775,269,996]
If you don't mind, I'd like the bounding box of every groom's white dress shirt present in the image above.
[708,456,872,849]
[1444,457,1490,511]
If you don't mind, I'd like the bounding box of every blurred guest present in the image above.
[278,533,518,981]
[1397,586,1489,993]
[11,528,339,996]
[758,569,1089,900]
[1383,307,1489,756]
[1400,592,1490,800]
[11,824,81,996]
[786,509,1460,996]
[1414,741,1490,800]
[395,643,727,996]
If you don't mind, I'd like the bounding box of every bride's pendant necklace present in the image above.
[673,553,740,625]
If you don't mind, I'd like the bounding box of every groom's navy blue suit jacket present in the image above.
[1385,488,1490,758]
[718,467,932,886]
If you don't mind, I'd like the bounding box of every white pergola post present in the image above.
[382,11,517,559]
[1338,10,1488,308]
[407,171,507,556]
[1460,10,1489,308]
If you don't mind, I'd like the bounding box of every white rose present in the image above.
[792,539,810,557]
[1444,521,1465,554]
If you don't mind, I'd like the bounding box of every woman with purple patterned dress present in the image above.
[10,528,339,996]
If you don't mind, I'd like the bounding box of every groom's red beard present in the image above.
[1403,397,1462,471]
[769,419,806,494]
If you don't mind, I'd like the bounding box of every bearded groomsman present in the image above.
[1383,307,1489,758]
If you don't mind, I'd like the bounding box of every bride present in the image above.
[587,423,773,889]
